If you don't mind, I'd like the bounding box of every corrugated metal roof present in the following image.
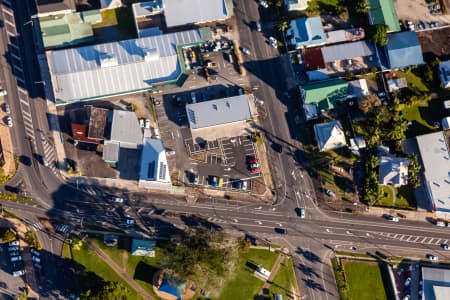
[386,31,424,69]
[302,79,348,111]
[313,121,346,151]
[110,110,143,148]
[288,17,326,48]
[132,1,163,17]
[46,29,203,102]
[368,0,400,32]
[186,95,253,130]
[139,138,171,183]
[36,0,75,14]
[379,156,409,186]
[321,41,375,63]
[163,0,228,27]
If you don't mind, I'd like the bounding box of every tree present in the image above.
[407,154,421,188]
[277,20,289,32]
[387,118,408,141]
[358,94,381,113]
[83,282,130,300]
[368,24,389,46]
[423,64,433,82]
[355,0,369,13]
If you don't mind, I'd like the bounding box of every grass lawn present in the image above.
[377,185,394,207]
[66,238,143,300]
[395,185,415,208]
[344,261,394,300]
[267,257,298,300]
[396,70,429,94]
[217,249,279,300]
[402,98,443,137]
[89,235,161,298]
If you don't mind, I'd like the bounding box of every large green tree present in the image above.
[368,24,389,46]
[81,282,130,300]
[407,154,421,188]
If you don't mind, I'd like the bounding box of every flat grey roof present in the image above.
[36,0,75,14]
[416,131,450,218]
[422,267,450,300]
[110,110,143,148]
[321,41,375,63]
[46,29,203,102]
[163,0,228,27]
[186,95,253,130]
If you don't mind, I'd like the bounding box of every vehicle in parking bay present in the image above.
[30,248,40,256]
[190,92,197,104]
[269,37,278,48]
[405,277,411,286]
[241,47,251,55]
[427,254,438,261]
[4,103,10,113]
[259,0,269,8]
[8,240,19,246]
[6,116,12,127]
[12,270,24,277]
[32,256,41,263]
[0,89,7,96]
[209,175,219,187]
[247,157,261,173]
[9,251,20,257]
[256,21,262,32]
[8,246,19,252]
[218,177,224,188]
[10,256,22,263]
[34,263,42,270]
[442,243,449,250]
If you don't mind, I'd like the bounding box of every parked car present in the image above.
[126,217,135,225]
[269,37,278,48]
[144,119,151,129]
[404,277,411,286]
[275,227,287,234]
[6,116,12,127]
[325,189,335,197]
[0,89,7,96]
[12,270,24,277]
[30,249,40,257]
[31,256,40,263]
[218,177,224,188]
[9,251,20,257]
[241,47,251,55]
[8,240,19,246]
[247,157,261,173]
[166,149,176,156]
[255,21,262,32]
[299,208,305,219]
[209,175,219,187]
[4,103,10,113]
[139,119,144,128]
[152,97,160,106]
[8,246,19,252]
[427,254,438,261]
[442,243,449,250]
[10,256,22,263]
[34,263,42,270]
[241,180,248,191]
[259,0,269,8]
[190,92,197,104]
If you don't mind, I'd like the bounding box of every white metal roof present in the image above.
[110,110,143,148]
[416,131,450,218]
[46,29,203,102]
[379,156,409,186]
[139,138,171,183]
[163,0,228,27]
[313,120,347,151]
[186,95,253,130]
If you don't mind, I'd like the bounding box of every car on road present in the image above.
[442,243,449,250]
[259,0,269,8]
[0,89,7,96]
[12,270,24,277]
[6,116,12,127]
[275,227,287,235]
[241,47,251,55]
[4,103,10,113]
[247,157,261,173]
[255,21,262,32]
[404,277,411,286]
[384,214,399,222]
[427,254,438,261]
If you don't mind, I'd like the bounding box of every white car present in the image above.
[256,22,262,32]
[427,254,438,261]
[32,256,40,263]
[9,240,19,246]
[259,0,269,8]
[139,119,144,128]
[6,116,12,127]
[30,248,40,256]
[269,37,278,48]
[166,149,176,156]
[0,89,7,96]
[404,277,411,287]
[12,270,24,277]
[10,256,22,263]
[4,103,10,113]
[144,119,151,129]
[190,92,197,103]
[241,47,251,55]
[242,180,248,191]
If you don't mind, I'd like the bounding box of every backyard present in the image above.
[377,185,414,208]
[344,260,394,300]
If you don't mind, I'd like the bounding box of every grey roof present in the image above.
[186,95,253,130]
[386,31,424,69]
[313,120,347,151]
[46,29,203,102]
[378,156,408,186]
[132,1,163,17]
[416,132,450,218]
[321,41,375,63]
[422,267,450,300]
[103,141,119,162]
[139,138,171,182]
[36,0,75,15]
[163,0,228,27]
[110,110,143,148]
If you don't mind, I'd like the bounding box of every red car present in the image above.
[248,157,261,173]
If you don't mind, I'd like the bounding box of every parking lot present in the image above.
[0,242,26,299]
[394,0,450,25]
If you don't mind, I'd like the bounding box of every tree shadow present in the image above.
[179,214,223,231]
[133,261,159,285]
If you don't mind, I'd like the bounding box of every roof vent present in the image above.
[212,104,218,110]
[226,101,231,108]
[144,48,159,62]
[99,52,118,68]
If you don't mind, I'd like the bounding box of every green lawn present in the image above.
[267,257,298,300]
[90,235,162,299]
[344,261,394,300]
[402,98,444,137]
[66,238,143,300]
[377,185,394,207]
[396,70,429,94]
[217,249,279,300]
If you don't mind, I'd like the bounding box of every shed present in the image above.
[321,41,375,63]
[163,0,229,28]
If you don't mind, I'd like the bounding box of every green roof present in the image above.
[38,10,101,48]
[368,0,400,32]
[302,79,348,111]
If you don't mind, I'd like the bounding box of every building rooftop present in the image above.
[163,0,229,28]
[416,131,450,219]
[314,120,347,152]
[139,138,171,183]
[321,41,375,63]
[379,156,409,186]
[303,47,325,70]
[422,267,450,300]
[36,0,76,15]
[325,28,365,45]
[132,0,163,17]
[87,106,108,139]
[186,95,253,130]
[288,17,326,48]
[103,141,120,163]
[109,110,143,148]
[386,31,424,69]
[131,239,156,257]
[439,61,450,88]
[301,79,348,119]
[46,29,205,103]
[368,0,401,32]
[284,0,309,11]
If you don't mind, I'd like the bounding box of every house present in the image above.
[45,29,207,104]
[387,77,407,92]
[348,79,369,99]
[34,10,101,50]
[384,31,424,69]
[313,120,347,152]
[103,110,143,163]
[71,106,108,144]
[416,131,450,220]
[186,95,257,141]
[287,17,326,49]
[132,1,164,38]
[368,0,400,32]
[325,28,365,45]
[35,0,76,17]
[378,156,409,187]
[421,267,450,300]
[138,138,172,190]
[131,239,156,257]
[162,0,229,28]
[321,41,377,74]
[284,0,309,11]
[301,79,348,120]
[439,61,450,88]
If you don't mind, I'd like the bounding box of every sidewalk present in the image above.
[255,252,286,300]
[362,206,431,221]
[85,238,153,300]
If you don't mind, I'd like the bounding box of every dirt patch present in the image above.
[417,27,450,60]
[0,99,15,176]
[394,0,450,24]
